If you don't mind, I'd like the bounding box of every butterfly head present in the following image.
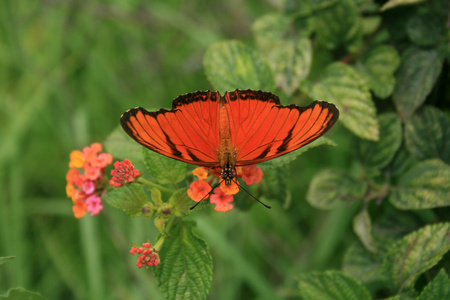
[220,162,235,185]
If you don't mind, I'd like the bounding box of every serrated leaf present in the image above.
[103,185,148,217]
[405,106,450,164]
[313,0,362,52]
[383,222,450,291]
[357,45,400,99]
[300,63,379,141]
[393,47,444,120]
[297,270,371,300]
[356,113,402,175]
[390,159,450,209]
[203,40,274,92]
[259,137,336,170]
[0,256,15,266]
[407,12,445,47]
[169,188,191,217]
[417,269,450,300]
[143,148,187,185]
[154,220,212,300]
[342,242,383,283]
[104,126,143,163]
[0,287,48,300]
[353,209,378,253]
[307,168,367,209]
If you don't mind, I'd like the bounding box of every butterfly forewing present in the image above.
[120,91,221,167]
[222,91,339,165]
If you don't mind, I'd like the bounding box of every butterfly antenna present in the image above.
[232,179,271,209]
[189,180,223,210]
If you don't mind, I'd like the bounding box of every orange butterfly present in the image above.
[121,89,339,186]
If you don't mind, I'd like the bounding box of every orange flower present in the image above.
[188,180,212,202]
[72,200,87,219]
[192,167,209,180]
[69,150,85,168]
[219,180,239,195]
[187,164,264,212]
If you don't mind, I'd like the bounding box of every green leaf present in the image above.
[356,113,402,175]
[353,209,378,253]
[417,269,450,300]
[297,270,371,300]
[307,168,367,209]
[253,14,312,96]
[154,220,212,300]
[143,148,187,185]
[300,63,379,141]
[0,256,15,266]
[383,222,450,291]
[312,0,362,52]
[390,159,450,209]
[203,40,274,92]
[393,47,444,120]
[405,106,450,164]
[0,287,48,300]
[169,188,191,217]
[103,184,148,217]
[342,242,383,284]
[259,137,336,170]
[104,126,143,163]
[380,0,426,11]
[267,38,312,96]
[252,14,291,51]
[388,145,419,180]
[357,45,400,99]
[407,12,445,47]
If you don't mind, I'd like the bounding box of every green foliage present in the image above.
[390,159,450,209]
[0,287,48,300]
[383,223,450,291]
[2,0,449,299]
[300,62,379,140]
[154,221,212,300]
[297,270,371,300]
[417,269,450,300]
[103,185,149,217]
[203,40,274,93]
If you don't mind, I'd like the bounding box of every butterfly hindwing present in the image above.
[223,90,339,166]
[120,91,221,167]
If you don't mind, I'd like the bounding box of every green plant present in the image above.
[1,0,449,299]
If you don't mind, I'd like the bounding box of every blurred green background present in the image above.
[0,1,352,299]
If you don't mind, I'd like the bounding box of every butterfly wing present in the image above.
[223,90,339,166]
[120,91,221,167]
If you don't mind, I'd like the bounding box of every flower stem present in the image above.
[136,177,173,194]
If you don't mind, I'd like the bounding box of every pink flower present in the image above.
[242,165,264,185]
[210,187,234,212]
[130,242,160,268]
[85,194,103,216]
[66,143,112,218]
[109,159,140,187]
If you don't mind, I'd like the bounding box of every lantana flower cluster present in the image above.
[130,242,160,268]
[187,165,263,212]
[109,159,141,187]
[66,143,113,218]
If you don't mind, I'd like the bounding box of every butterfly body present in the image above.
[121,89,339,185]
